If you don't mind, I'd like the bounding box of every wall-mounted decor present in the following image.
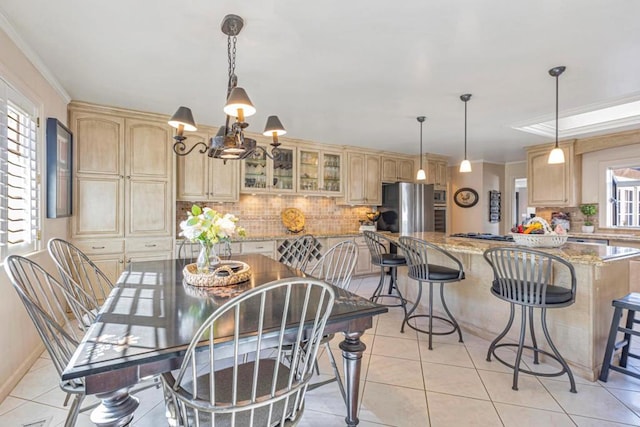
[489,190,501,223]
[46,118,72,218]
[453,187,479,208]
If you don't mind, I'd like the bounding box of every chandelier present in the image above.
[168,14,285,160]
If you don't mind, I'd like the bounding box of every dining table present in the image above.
[62,253,388,427]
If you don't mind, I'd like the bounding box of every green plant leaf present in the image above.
[191,205,202,216]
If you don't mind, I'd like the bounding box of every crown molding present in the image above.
[0,9,71,103]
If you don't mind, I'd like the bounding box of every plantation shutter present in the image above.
[0,77,39,258]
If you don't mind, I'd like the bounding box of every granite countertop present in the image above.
[176,230,366,243]
[567,231,640,242]
[388,232,640,265]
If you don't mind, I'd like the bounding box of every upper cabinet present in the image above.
[176,129,239,202]
[527,141,580,207]
[240,143,296,194]
[426,156,448,189]
[341,151,381,205]
[297,148,343,195]
[69,105,174,239]
[381,156,415,183]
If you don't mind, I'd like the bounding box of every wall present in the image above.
[504,162,527,233]
[449,160,506,234]
[177,196,371,237]
[0,27,69,401]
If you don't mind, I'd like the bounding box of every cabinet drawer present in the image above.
[73,239,124,255]
[242,240,275,253]
[125,237,173,253]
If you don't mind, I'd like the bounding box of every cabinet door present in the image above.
[176,131,210,200]
[298,149,321,193]
[241,149,270,193]
[73,175,124,237]
[354,244,373,276]
[364,155,382,205]
[125,119,173,236]
[528,148,570,206]
[72,112,124,176]
[436,160,448,188]
[346,152,366,203]
[381,157,398,182]
[397,159,415,182]
[209,158,239,201]
[272,147,295,192]
[322,151,342,194]
[89,254,125,291]
[426,158,439,185]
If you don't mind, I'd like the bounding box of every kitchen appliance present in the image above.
[450,232,514,242]
[434,190,447,205]
[434,206,446,233]
[377,182,434,233]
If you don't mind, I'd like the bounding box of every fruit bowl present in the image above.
[366,211,380,222]
[510,233,568,248]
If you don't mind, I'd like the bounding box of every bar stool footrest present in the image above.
[490,343,571,379]
[370,294,407,308]
[403,314,460,337]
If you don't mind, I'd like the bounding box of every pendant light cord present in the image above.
[419,120,423,169]
[464,100,468,159]
[555,74,559,148]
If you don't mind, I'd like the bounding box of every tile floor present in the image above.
[3,275,640,426]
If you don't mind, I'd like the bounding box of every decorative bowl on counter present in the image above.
[510,233,568,248]
[366,211,380,222]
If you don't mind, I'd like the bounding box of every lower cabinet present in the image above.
[240,240,276,260]
[353,236,376,276]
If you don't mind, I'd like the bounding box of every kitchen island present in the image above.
[389,232,640,381]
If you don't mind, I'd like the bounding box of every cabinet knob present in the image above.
[126,175,131,179]
[119,259,124,264]
[119,175,124,179]
[126,259,131,264]
[144,244,157,248]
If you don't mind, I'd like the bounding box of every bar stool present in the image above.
[483,247,577,393]
[397,236,465,350]
[600,293,640,382]
[362,231,407,312]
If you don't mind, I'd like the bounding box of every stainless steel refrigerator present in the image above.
[376,182,434,233]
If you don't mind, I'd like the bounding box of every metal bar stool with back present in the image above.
[397,236,465,350]
[483,246,577,392]
[362,231,407,314]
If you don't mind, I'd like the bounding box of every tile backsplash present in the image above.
[176,196,372,237]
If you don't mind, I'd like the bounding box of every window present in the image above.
[609,167,640,228]
[0,77,39,258]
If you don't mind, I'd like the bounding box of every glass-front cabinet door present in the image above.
[240,144,295,194]
[297,149,342,195]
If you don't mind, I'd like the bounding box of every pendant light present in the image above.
[547,66,566,164]
[416,116,426,181]
[459,94,472,173]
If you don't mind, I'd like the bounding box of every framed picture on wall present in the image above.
[46,118,73,218]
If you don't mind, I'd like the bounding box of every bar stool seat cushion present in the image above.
[492,280,572,304]
[409,264,464,281]
[373,254,406,266]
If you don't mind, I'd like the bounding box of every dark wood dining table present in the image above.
[62,254,387,427]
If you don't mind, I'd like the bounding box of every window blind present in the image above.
[0,77,39,258]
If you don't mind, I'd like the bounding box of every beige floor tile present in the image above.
[371,335,421,361]
[376,313,416,340]
[494,402,574,426]
[570,414,640,426]
[418,342,474,368]
[542,379,640,425]
[426,392,502,427]
[359,382,429,427]
[306,376,365,417]
[316,345,371,380]
[30,357,54,372]
[59,412,96,427]
[467,344,515,374]
[9,363,60,400]
[412,318,465,346]
[0,400,69,426]
[0,395,27,416]
[606,387,640,418]
[599,368,640,392]
[298,409,392,426]
[478,370,562,411]
[131,401,167,426]
[367,355,424,390]
[422,362,489,400]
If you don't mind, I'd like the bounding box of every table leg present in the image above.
[90,388,139,427]
[339,330,366,427]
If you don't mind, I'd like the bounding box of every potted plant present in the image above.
[580,204,597,233]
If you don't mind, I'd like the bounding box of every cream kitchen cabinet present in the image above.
[69,102,175,266]
[297,148,343,195]
[526,141,580,207]
[426,157,448,189]
[240,143,296,194]
[353,235,377,276]
[176,129,239,202]
[381,157,414,183]
[241,240,276,259]
[342,151,382,205]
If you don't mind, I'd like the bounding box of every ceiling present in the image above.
[1,0,640,163]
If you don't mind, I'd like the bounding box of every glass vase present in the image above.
[196,242,221,274]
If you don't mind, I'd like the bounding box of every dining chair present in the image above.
[47,238,113,331]
[161,277,335,426]
[4,255,93,427]
[307,240,358,402]
[277,234,317,272]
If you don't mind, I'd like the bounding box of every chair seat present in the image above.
[372,253,406,266]
[492,280,572,304]
[409,264,463,282]
[174,359,298,427]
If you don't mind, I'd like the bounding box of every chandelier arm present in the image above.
[173,140,208,156]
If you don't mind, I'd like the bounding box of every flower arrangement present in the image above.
[180,205,246,245]
[180,205,246,273]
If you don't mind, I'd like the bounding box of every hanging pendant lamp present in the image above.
[416,116,426,181]
[459,94,472,173]
[547,66,566,164]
